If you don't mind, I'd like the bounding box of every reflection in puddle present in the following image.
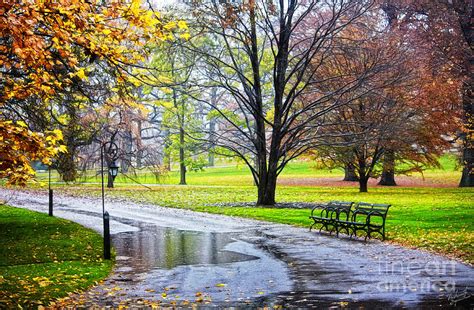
[113,225,258,269]
[109,224,292,303]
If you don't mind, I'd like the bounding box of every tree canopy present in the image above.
[0,0,183,185]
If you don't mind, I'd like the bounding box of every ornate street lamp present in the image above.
[108,160,119,178]
[100,141,119,260]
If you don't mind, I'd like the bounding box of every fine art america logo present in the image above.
[375,259,467,296]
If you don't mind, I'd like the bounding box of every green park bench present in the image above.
[309,201,391,241]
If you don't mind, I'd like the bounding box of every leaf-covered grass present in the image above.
[59,183,474,265]
[0,205,113,307]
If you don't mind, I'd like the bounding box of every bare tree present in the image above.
[185,0,375,205]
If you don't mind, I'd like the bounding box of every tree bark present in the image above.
[57,151,77,182]
[459,44,473,186]
[249,1,275,205]
[459,86,474,186]
[257,167,277,205]
[379,150,397,186]
[357,158,369,192]
[359,176,369,192]
[107,171,114,188]
[457,2,473,187]
[343,163,359,181]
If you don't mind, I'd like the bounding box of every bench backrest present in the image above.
[354,202,391,217]
[327,201,353,220]
[327,201,353,209]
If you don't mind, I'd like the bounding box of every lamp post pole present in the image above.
[100,142,119,260]
[48,165,53,216]
[101,143,105,216]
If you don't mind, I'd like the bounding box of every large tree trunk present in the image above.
[459,87,474,186]
[379,150,397,186]
[257,179,277,205]
[343,163,359,181]
[357,159,369,192]
[359,176,369,193]
[458,2,474,187]
[459,45,473,186]
[250,1,275,205]
[57,150,77,182]
[257,167,277,205]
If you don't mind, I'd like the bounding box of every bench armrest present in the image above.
[310,204,327,217]
[351,209,367,222]
[367,210,386,226]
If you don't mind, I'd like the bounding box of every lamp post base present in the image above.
[48,189,53,216]
[103,211,111,260]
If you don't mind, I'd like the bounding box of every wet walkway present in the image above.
[1,188,473,308]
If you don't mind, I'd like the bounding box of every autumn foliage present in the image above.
[0,121,65,185]
[0,0,184,185]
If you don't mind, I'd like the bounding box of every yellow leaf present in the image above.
[17,121,27,128]
[76,68,87,80]
[130,0,141,16]
[177,20,188,29]
[179,33,191,41]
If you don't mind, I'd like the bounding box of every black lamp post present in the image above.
[48,165,53,216]
[100,141,119,260]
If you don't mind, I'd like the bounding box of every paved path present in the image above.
[1,188,473,308]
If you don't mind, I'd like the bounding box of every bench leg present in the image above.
[350,229,356,239]
[309,219,322,232]
[321,222,330,233]
[365,230,371,241]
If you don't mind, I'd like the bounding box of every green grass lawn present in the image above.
[0,205,113,307]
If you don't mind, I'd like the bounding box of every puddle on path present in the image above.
[112,224,259,269]
[104,222,292,304]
